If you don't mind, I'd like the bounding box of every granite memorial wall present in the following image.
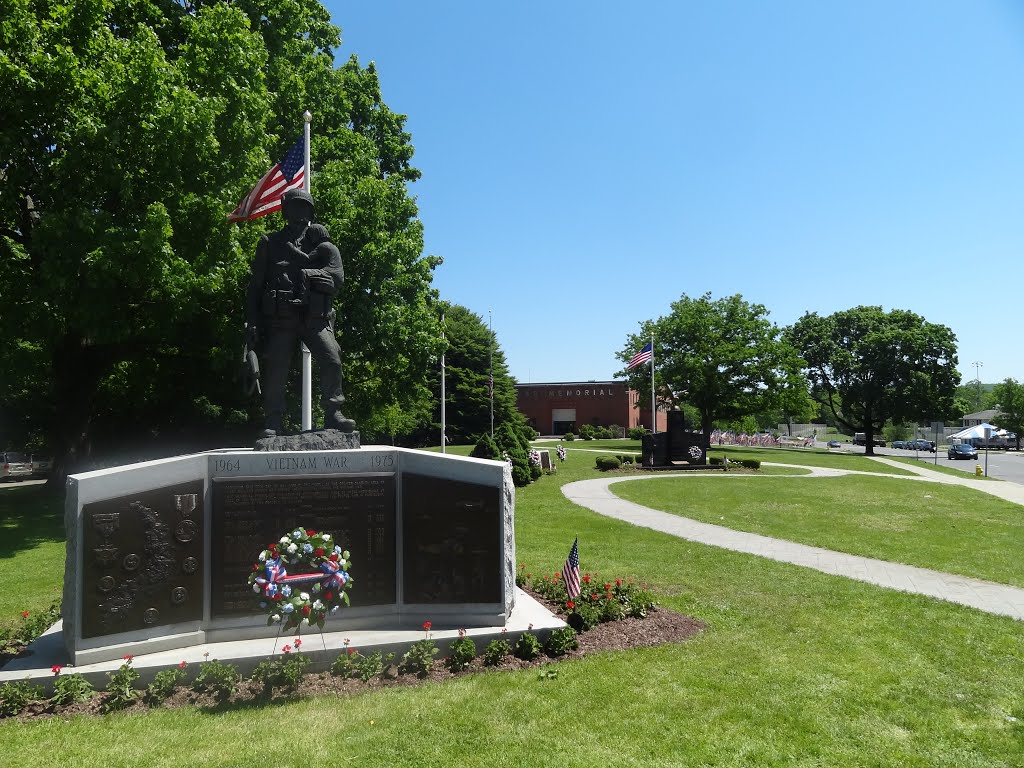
[63,448,514,664]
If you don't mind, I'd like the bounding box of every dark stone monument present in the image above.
[641,408,708,467]
[401,473,502,605]
[211,474,397,617]
[80,480,204,639]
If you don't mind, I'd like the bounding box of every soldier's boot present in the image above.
[261,413,283,439]
[324,405,356,433]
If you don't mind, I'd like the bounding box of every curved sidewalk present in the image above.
[562,473,1024,621]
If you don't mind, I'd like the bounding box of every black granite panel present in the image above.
[402,473,501,604]
[81,481,204,639]
[211,475,396,617]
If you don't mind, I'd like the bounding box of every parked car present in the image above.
[892,440,906,450]
[0,451,33,481]
[911,439,936,452]
[947,443,978,461]
[31,455,53,478]
[826,440,842,448]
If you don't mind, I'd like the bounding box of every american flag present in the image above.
[562,537,580,599]
[227,137,305,222]
[488,373,494,398]
[627,341,653,370]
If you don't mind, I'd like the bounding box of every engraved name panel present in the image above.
[402,473,501,605]
[211,474,396,617]
[81,480,204,639]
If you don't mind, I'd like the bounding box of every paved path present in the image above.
[562,463,1024,621]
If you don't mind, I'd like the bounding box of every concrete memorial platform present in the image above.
[58,446,521,666]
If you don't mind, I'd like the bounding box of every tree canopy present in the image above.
[992,378,1024,451]
[618,293,807,437]
[0,0,441,471]
[785,306,960,454]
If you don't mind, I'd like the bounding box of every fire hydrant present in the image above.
[975,464,983,477]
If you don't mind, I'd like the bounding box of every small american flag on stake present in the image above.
[227,137,305,222]
[563,537,580,599]
[627,341,653,370]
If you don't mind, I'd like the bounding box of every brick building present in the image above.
[515,380,666,436]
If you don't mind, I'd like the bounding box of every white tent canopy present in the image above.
[948,423,1006,440]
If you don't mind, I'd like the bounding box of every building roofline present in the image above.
[515,380,623,387]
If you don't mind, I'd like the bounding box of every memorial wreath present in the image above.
[248,528,353,630]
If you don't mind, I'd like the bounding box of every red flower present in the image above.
[324,591,334,601]
[178,661,187,669]
[422,621,432,632]
[282,645,291,654]
[348,647,357,655]
[301,606,311,616]
[294,638,302,647]
[21,611,28,618]
[605,583,611,591]
[615,579,622,586]
[51,665,61,675]
[306,529,316,536]
[273,593,283,602]
[314,547,325,556]
[329,553,339,562]
[123,654,134,662]
[252,564,259,572]
[583,575,591,584]
[566,601,575,610]
[606,592,613,599]
[555,571,561,579]
[591,594,598,600]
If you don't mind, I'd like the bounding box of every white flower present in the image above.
[302,618,310,626]
[252,584,261,593]
[258,552,267,562]
[282,604,294,614]
[300,592,310,601]
[330,606,339,614]
[322,534,331,542]
[271,614,281,623]
[287,543,297,554]
[313,599,324,610]
[281,585,292,597]
[334,545,342,554]
[280,536,290,544]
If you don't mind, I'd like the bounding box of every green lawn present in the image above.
[613,473,1024,587]
[565,440,914,475]
[2,451,1023,766]
[0,485,65,628]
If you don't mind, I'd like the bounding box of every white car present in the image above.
[1,451,33,481]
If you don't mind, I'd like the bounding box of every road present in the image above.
[823,443,1024,484]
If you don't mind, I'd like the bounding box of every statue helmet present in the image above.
[281,188,315,218]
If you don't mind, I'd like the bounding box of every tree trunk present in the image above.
[47,334,110,486]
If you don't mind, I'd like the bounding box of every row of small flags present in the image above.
[710,430,781,447]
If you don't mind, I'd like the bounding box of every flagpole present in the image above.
[489,309,494,437]
[440,313,446,453]
[300,110,313,432]
[650,335,656,434]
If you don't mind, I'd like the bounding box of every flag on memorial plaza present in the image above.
[563,537,580,599]
[627,341,653,370]
[227,137,305,222]
[488,373,494,397]
[557,444,566,462]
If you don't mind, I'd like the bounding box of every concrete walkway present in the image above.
[562,464,1024,621]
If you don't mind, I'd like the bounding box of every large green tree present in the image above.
[618,293,807,439]
[992,378,1024,451]
[413,304,523,447]
[0,0,441,473]
[785,306,959,455]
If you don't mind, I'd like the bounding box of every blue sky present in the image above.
[326,1,1024,386]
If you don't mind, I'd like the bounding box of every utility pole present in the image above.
[973,361,984,409]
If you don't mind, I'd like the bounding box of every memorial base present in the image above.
[61,446,515,665]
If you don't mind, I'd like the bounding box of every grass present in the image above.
[0,485,65,629]
[612,473,1024,587]
[884,454,1000,481]
[2,449,1024,766]
[566,440,914,475]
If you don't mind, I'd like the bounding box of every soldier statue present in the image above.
[245,188,355,438]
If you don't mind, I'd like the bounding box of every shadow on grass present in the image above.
[0,484,65,558]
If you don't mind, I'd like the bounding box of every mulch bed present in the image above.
[6,590,704,722]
